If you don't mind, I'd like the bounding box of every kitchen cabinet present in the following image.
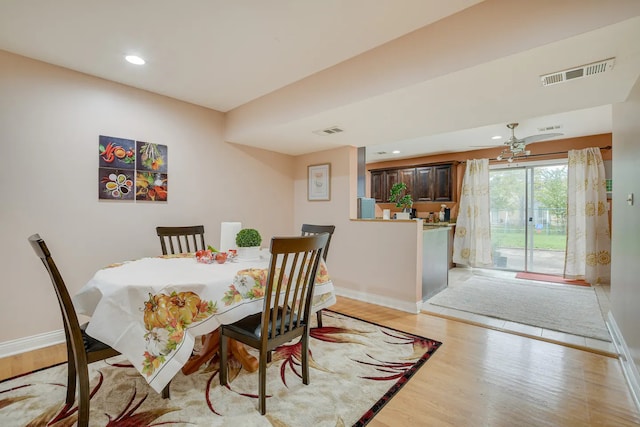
[433,164,453,201]
[371,169,399,202]
[398,168,415,194]
[371,170,384,202]
[415,166,434,201]
[372,162,454,203]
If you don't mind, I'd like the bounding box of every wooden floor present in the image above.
[2,297,639,426]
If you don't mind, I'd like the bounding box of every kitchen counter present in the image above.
[422,227,449,301]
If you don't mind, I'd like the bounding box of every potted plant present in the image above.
[388,182,413,219]
[235,228,262,260]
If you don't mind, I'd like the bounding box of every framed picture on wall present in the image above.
[308,163,331,201]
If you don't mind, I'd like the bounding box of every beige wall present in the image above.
[0,51,294,343]
[611,76,640,376]
[293,147,423,312]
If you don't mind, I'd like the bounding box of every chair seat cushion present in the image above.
[228,308,302,339]
[80,323,113,353]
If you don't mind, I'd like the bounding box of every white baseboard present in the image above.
[334,286,421,314]
[607,311,640,413]
[0,330,65,359]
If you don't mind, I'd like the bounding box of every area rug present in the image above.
[0,311,441,426]
[515,272,590,287]
[427,275,610,341]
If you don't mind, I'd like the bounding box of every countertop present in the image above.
[423,222,455,228]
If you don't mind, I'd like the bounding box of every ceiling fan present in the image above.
[496,122,563,162]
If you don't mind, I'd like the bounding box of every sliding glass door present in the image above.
[489,161,568,275]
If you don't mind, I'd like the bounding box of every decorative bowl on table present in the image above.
[195,249,214,264]
[215,252,228,264]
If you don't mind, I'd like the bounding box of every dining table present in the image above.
[73,251,336,394]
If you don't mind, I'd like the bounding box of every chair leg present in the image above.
[316,310,323,328]
[302,332,310,385]
[77,365,91,427]
[66,353,77,405]
[219,333,228,385]
[162,382,170,399]
[259,348,267,415]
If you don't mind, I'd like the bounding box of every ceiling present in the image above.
[1,0,639,162]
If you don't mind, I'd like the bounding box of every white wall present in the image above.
[293,147,423,313]
[611,76,640,379]
[0,51,294,343]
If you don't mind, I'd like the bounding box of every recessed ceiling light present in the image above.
[392,150,401,154]
[491,135,502,140]
[125,55,145,65]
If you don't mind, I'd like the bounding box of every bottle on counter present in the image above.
[439,204,446,222]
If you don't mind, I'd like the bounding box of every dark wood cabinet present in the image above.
[370,163,455,203]
[398,168,415,195]
[415,167,434,201]
[384,170,398,201]
[433,164,453,201]
[371,170,384,202]
[371,169,399,202]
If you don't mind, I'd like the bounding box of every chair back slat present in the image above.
[262,234,328,341]
[156,225,206,255]
[301,224,335,261]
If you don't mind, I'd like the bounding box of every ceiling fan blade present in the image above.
[522,132,563,144]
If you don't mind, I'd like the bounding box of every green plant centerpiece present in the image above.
[388,182,413,212]
[235,228,263,260]
[236,228,262,247]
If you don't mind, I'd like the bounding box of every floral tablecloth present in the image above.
[73,255,335,393]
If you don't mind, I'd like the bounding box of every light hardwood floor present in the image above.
[1,297,639,426]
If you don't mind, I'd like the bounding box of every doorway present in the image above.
[489,160,568,275]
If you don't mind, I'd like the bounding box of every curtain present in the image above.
[564,147,611,284]
[453,159,492,267]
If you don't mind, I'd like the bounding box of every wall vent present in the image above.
[313,126,344,136]
[540,58,615,87]
[537,124,562,132]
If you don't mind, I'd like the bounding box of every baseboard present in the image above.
[607,311,640,412]
[0,329,65,359]
[334,286,421,314]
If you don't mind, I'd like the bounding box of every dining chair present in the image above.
[301,224,335,328]
[28,234,169,426]
[219,233,329,415]
[156,225,206,255]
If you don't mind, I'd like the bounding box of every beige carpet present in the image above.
[0,311,441,426]
[428,275,611,341]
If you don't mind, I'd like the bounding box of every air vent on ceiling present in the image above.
[537,124,562,132]
[313,126,344,136]
[540,57,615,87]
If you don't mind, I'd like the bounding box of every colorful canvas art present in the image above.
[136,141,168,173]
[99,136,136,169]
[98,136,168,202]
[136,171,168,201]
[98,168,135,200]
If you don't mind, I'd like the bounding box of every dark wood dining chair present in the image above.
[219,233,329,415]
[156,225,206,255]
[301,224,335,328]
[28,234,169,426]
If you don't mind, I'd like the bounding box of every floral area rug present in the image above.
[0,311,441,426]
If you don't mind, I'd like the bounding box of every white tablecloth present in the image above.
[73,255,335,393]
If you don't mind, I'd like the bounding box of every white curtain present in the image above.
[453,159,492,267]
[564,147,611,284]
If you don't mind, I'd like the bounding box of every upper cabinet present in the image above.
[371,162,455,203]
[433,164,453,201]
[415,166,433,201]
